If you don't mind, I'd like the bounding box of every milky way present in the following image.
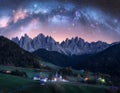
[0,0,120,43]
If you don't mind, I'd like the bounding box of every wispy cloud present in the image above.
[0,16,10,28]
[13,9,28,23]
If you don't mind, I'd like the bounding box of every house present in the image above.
[50,72,69,82]
[33,75,40,81]
[33,73,48,85]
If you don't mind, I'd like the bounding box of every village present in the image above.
[32,71,109,86]
[0,65,111,86]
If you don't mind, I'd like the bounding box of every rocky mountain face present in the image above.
[61,37,109,55]
[12,33,110,55]
[33,41,120,82]
[12,34,66,54]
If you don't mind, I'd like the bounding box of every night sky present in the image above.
[0,0,120,43]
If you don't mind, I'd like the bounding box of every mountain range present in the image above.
[12,33,110,55]
[1,35,120,78]
[33,43,120,77]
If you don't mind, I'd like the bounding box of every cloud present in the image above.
[48,15,70,25]
[13,9,28,23]
[0,16,10,28]
[17,18,41,36]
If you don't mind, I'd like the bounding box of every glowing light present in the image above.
[84,77,89,81]
[98,78,106,83]
[6,70,11,74]
[54,78,57,81]
[101,79,105,83]
[40,78,47,82]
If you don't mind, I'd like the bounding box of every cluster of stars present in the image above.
[0,0,120,43]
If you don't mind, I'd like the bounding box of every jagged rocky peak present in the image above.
[36,33,45,38]
[19,34,32,44]
[62,37,84,43]
[21,34,32,39]
[20,34,32,43]
[24,33,29,37]
[12,36,19,44]
[61,37,85,47]
[17,34,33,51]
[12,33,110,55]
[32,34,56,44]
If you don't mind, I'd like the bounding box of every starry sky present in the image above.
[0,0,120,43]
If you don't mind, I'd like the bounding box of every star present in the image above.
[33,4,38,8]
[0,0,120,43]
[114,19,118,23]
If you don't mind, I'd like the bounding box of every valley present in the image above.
[0,36,120,93]
[0,0,120,93]
[0,65,117,93]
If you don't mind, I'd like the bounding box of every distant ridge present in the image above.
[12,33,110,55]
[33,43,120,77]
